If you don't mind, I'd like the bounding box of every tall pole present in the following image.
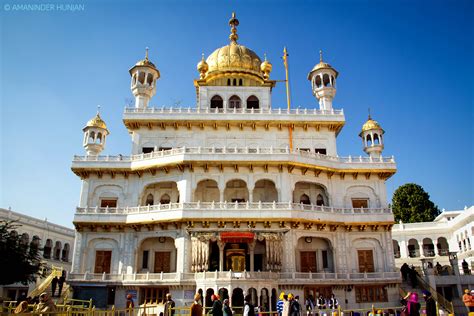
[282,47,293,151]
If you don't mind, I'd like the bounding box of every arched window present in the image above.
[331,76,335,87]
[229,95,241,109]
[246,96,259,109]
[43,239,52,259]
[239,79,243,86]
[160,194,171,204]
[146,194,154,206]
[96,133,102,144]
[210,95,224,109]
[227,79,231,86]
[373,134,380,145]
[316,194,325,206]
[89,131,95,142]
[54,241,62,260]
[315,75,322,88]
[300,194,310,205]
[146,73,153,85]
[323,74,331,87]
[233,79,237,86]
[62,243,70,262]
[366,134,372,146]
[138,71,145,84]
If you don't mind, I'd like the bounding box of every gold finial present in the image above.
[201,52,205,61]
[229,12,239,42]
[264,52,267,61]
[368,107,372,120]
[97,105,101,114]
[319,49,323,63]
[145,47,149,60]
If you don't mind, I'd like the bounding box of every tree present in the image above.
[392,183,441,223]
[0,221,44,285]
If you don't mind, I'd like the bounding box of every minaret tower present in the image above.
[129,48,160,108]
[359,112,385,158]
[83,107,109,155]
[307,50,338,111]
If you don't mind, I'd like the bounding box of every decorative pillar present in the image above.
[218,241,225,271]
[249,241,256,272]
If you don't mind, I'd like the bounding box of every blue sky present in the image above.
[1,0,473,228]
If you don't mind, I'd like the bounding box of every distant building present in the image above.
[0,208,75,300]
[392,206,474,312]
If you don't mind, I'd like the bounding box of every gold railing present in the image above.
[415,273,454,315]
[29,265,64,298]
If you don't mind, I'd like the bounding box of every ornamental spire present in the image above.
[319,49,323,63]
[145,47,149,61]
[229,12,239,42]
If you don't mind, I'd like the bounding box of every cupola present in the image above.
[83,108,109,155]
[359,113,385,158]
[129,48,160,108]
[308,50,338,111]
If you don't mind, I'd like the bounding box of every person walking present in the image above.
[277,292,285,316]
[244,294,255,316]
[57,274,65,297]
[51,276,58,297]
[282,294,290,316]
[126,294,135,308]
[35,293,57,316]
[210,294,223,316]
[402,292,420,316]
[305,294,315,315]
[164,293,176,316]
[191,293,203,316]
[422,291,436,316]
[462,289,474,313]
[223,298,233,316]
[328,294,338,310]
[317,295,326,310]
[290,295,301,316]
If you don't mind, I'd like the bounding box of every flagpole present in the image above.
[283,47,293,151]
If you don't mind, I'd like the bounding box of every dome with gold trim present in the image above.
[200,13,266,81]
[308,50,339,79]
[360,115,384,135]
[84,112,108,131]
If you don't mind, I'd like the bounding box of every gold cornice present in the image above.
[71,160,396,180]
[74,219,393,232]
[123,120,345,135]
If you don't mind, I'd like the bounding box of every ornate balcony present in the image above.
[72,147,396,178]
[74,202,393,225]
[68,271,400,285]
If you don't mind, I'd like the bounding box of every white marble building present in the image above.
[392,206,474,306]
[0,208,75,300]
[69,13,400,310]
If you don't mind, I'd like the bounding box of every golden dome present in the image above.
[202,13,265,81]
[360,115,384,134]
[85,112,108,131]
[260,53,272,79]
[197,53,209,79]
[129,48,158,75]
[308,50,338,79]
[206,42,263,78]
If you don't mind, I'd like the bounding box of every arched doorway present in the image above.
[232,288,244,310]
[224,179,249,202]
[205,288,215,310]
[293,182,329,206]
[194,179,220,202]
[260,288,269,312]
[253,179,278,202]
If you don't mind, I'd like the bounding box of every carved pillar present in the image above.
[249,240,256,272]
[218,241,225,271]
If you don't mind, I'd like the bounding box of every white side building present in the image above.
[392,206,474,311]
[0,208,75,300]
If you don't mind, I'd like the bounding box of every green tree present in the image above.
[392,183,441,223]
[0,221,44,285]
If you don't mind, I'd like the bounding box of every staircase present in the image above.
[399,274,455,315]
[29,265,64,299]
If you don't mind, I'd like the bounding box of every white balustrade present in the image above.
[76,202,391,215]
[73,147,396,164]
[68,271,399,282]
[124,107,344,116]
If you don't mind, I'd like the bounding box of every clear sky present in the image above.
[1,0,473,228]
